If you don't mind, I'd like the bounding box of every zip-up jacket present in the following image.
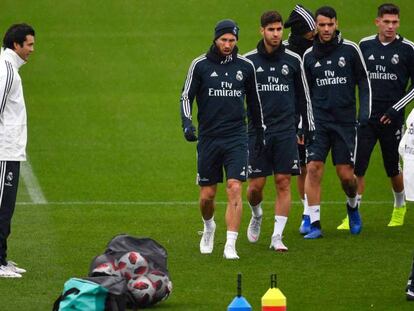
[303,31,372,125]
[0,48,27,161]
[180,45,264,138]
[359,34,414,124]
[244,40,314,136]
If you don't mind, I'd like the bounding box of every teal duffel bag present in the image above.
[54,278,108,310]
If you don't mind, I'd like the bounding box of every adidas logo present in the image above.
[315,61,321,67]
[210,71,218,77]
[256,66,264,72]
[368,54,375,60]
[292,164,299,169]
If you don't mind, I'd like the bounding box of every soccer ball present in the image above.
[117,251,149,280]
[146,270,172,303]
[127,275,156,307]
[92,261,119,277]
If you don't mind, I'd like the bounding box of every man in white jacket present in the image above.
[0,23,35,278]
[399,108,414,300]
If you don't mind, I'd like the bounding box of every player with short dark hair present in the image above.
[0,23,35,278]
[284,4,316,235]
[302,6,372,238]
[243,10,314,251]
[180,19,265,259]
[337,3,414,230]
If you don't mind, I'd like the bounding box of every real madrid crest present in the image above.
[338,56,346,67]
[281,64,289,75]
[391,54,399,64]
[236,70,243,81]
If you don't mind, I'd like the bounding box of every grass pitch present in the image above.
[0,0,414,310]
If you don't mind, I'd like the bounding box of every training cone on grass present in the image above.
[227,273,252,311]
[261,274,286,311]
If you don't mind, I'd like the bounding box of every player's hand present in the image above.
[304,129,316,145]
[296,128,304,145]
[183,125,197,142]
[255,128,266,156]
[380,107,399,125]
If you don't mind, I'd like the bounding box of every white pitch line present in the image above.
[20,158,47,204]
[16,200,393,206]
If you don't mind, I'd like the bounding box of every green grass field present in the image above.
[1,0,414,310]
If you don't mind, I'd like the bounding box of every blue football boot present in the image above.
[299,215,311,235]
[347,204,362,235]
[304,225,322,239]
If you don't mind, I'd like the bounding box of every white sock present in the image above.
[308,205,320,224]
[273,215,288,237]
[357,194,362,205]
[347,196,358,208]
[225,231,238,249]
[203,216,215,231]
[302,195,310,216]
[393,190,405,207]
[249,202,263,218]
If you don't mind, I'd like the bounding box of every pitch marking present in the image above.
[20,158,47,204]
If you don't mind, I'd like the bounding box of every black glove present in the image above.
[383,107,400,123]
[304,129,316,145]
[183,125,197,142]
[296,127,304,143]
[255,128,265,156]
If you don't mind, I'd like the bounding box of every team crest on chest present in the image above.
[281,64,289,75]
[338,56,346,67]
[391,54,399,64]
[236,70,243,81]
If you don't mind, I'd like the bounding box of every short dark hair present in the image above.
[3,23,35,50]
[261,11,283,27]
[377,3,400,17]
[315,6,337,20]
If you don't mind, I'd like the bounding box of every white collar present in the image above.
[1,48,26,70]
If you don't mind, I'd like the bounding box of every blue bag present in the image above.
[55,278,108,311]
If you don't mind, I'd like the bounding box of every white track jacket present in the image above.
[0,48,27,161]
[399,109,414,201]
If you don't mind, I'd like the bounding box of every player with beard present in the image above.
[302,6,371,238]
[180,19,265,259]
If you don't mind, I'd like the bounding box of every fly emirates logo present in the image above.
[316,70,347,86]
[209,81,242,97]
[257,76,289,92]
[368,65,397,81]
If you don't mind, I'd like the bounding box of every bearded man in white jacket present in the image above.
[0,23,35,278]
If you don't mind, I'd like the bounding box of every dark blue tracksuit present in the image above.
[355,34,414,177]
[244,40,314,176]
[303,31,371,165]
[180,45,264,185]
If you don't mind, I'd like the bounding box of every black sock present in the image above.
[311,221,321,229]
